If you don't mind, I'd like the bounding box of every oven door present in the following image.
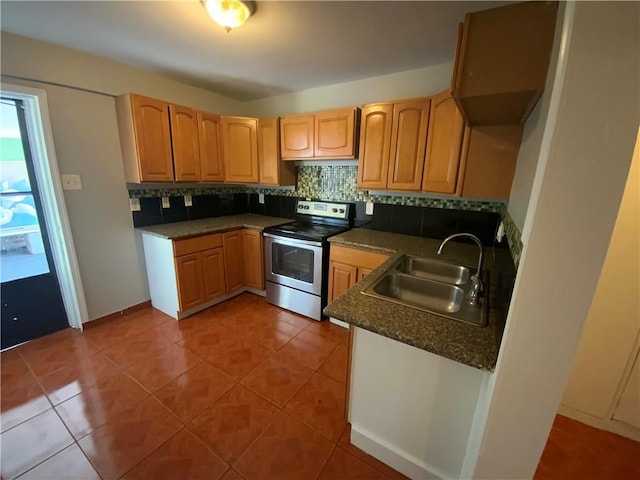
[264,233,323,295]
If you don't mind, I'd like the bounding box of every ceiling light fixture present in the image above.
[203,0,254,33]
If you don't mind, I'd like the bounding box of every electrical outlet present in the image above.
[365,202,374,215]
[161,197,170,209]
[184,194,192,207]
[259,193,265,204]
[61,174,82,190]
[130,198,141,212]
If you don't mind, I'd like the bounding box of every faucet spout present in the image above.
[437,233,484,305]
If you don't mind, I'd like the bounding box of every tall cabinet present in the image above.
[221,117,259,184]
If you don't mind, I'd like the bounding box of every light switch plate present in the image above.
[130,198,141,212]
[365,202,374,215]
[184,194,192,207]
[61,174,82,190]
[259,193,265,204]
[161,197,170,209]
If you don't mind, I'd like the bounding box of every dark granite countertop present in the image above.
[136,214,292,240]
[324,229,515,372]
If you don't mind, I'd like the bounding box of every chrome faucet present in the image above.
[437,233,483,306]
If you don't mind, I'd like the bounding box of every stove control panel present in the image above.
[297,200,349,219]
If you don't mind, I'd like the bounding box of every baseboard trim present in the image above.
[329,317,349,329]
[557,405,640,441]
[350,424,444,480]
[177,288,266,320]
[83,300,152,329]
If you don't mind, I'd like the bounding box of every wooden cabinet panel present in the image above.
[221,117,259,183]
[173,233,222,257]
[129,94,174,182]
[422,91,467,194]
[314,108,358,158]
[223,230,244,293]
[280,114,314,159]
[357,104,393,189]
[357,268,373,283]
[451,1,558,125]
[175,254,205,311]
[258,118,295,186]
[462,125,523,199]
[202,248,225,302]
[242,229,264,290]
[387,99,430,191]
[170,105,200,182]
[198,111,225,182]
[328,261,358,303]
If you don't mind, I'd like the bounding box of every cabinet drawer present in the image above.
[173,233,222,257]
[330,245,390,270]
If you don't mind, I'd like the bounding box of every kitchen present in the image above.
[0,1,638,480]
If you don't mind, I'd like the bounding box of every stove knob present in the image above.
[332,208,338,213]
[339,208,345,213]
[304,205,310,210]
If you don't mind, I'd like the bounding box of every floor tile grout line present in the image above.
[314,442,338,480]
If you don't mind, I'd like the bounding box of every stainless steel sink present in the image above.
[396,256,470,285]
[371,273,465,313]
[361,255,488,327]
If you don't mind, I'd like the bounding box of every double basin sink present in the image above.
[361,255,489,327]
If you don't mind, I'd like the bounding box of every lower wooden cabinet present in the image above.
[222,229,245,294]
[328,245,390,303]
[141,228,265,319]
[242,229,264,290]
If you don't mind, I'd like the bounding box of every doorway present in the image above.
[1,97,69,348]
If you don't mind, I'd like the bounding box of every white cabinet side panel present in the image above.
[350,327,486,480]
[141,234,179,318]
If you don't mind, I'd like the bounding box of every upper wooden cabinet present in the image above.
[170,104,200,182]
[116,93,174,183]
[281,108,360,160]
[422,91,468,195]
[451,1,559,125]
[280,114,314,159]
[387,99,430,191]
[461,125,523,199]
[198,111,224,182]
[258,117,295,186]
[358,99,430,192]
[357,104,393,189]
[221,116,259,184]
[315,108,358,158]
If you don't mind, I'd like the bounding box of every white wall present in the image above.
[468,2,640,478]
[507,3,566,233]
[243,63,452,117]
[559,128,640,439]
[0,32,242,321]
[1,32,242,114]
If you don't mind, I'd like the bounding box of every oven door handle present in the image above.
[263,232,323,248]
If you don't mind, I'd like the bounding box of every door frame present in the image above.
[2,83,88,330]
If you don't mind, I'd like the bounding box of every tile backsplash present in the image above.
[129,164,521,265]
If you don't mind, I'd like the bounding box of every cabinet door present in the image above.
[223,230,245,293]
[198,111,224,182]
[422,91,466,194]
[170,104,200,182]
[202,248,226,302]
[328,261,358,303]
[387,99,430,191]
[242,229,264,290]
[258,118,295,186]
[221,117,259,183]
[357,268,373,283]
[280,114,314,159]
[314,108,358,158]
[357,104,393,189]
[175,254,205,311]
[131,94,174,182]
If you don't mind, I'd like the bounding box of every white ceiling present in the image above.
[0,0,507,101]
